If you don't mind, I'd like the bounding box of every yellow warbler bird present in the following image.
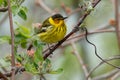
[37,14,67,43]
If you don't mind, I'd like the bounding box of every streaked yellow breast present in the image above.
[38,17,67,43]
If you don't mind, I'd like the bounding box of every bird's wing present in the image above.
[39,18,53,33]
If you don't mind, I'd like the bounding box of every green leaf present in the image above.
[20,39,27,48]
[25,62,39,74]
[45,59,51,65]
[34,41,43,62]
[15,34,26,43]
[20,26,30,35]
[49,68,63,74]
[3,0,7,6]
[0,36,10,44]
[11,5,19,16]
[18,6,28,20]
[14,22,31,48]
[18,9,27,20]
[15,54,23,63]
[0,0,3,5]
[0,58,11,68]
[41,59,51,73]
[0,0,7,7]
[15,22,31,38]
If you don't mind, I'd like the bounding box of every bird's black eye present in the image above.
[56,18,62,20]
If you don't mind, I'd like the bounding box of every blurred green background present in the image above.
[0,0,120,80]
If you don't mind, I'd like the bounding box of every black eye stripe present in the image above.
[55,18,63,20]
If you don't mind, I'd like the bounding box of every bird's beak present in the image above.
[63,17,68,20]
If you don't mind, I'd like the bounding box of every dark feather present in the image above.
[39,18,51,33]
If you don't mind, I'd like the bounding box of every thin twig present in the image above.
[43,0,101,60]
[0,63,8,72]
[62,23,113,46]
[35,29,115,55]
[0,72,8,80]
[2,29,119,79]
[92,69,120,80]
[46,26,112,55]
[62,29,115,48]
[111,71,120,80]
[0,6,8,12]
[83,27,120,69]
[71,40,91,80]
[61,3,83,16]
[40,74,46,80]
[87,55,120,79]
[27,44,33,50]
[0,72,11,78]
[68,8,82,16]
[114,0,120,50]
[35,0,53,14]
[7,0,15,80]
[0,67,25,79]
[66,28,114,42]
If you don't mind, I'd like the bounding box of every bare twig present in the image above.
[0,63,8,72]
[33,28,115,56]
[114,0,120,50]
[43,28,114,57]
[61,3,83,16]
[43,0,101,60]
[40,74,46,80]
[35,0,53,14]
[87,55,120,79]
[0,72,8,80]
[62,23,113,46]
[2,29,120,79]
[7,0,15,80]
[83,27,120,70]
[0,6,8,12]
[0,67,25,79]
[92,69,120,80]
[62,29,115,48]
[71,40,91,80]
[67,28,114,42]
[0,72,12,78]
[111,71,120,80]
[68,8,82,16]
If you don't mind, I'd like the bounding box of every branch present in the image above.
[61,3,82,16]
[38,28,115,56]
[7,0,15,80]
[92,69,120,80]
[0,6,8,12]
[0,63,8,72]
[35,0,53,14]
[43,0,102,60]
[71,41,91,80]
[0,67,25,79]
[114,0,120,50]
[0,72,8,80]
[40,28,115,55]
[66,28,114,42]
[40,74,46,80]
[62,23,113,46]
[87,55,120,79]
[1,55,120,79]
[111,71,120,80]
[83,27,120,70]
